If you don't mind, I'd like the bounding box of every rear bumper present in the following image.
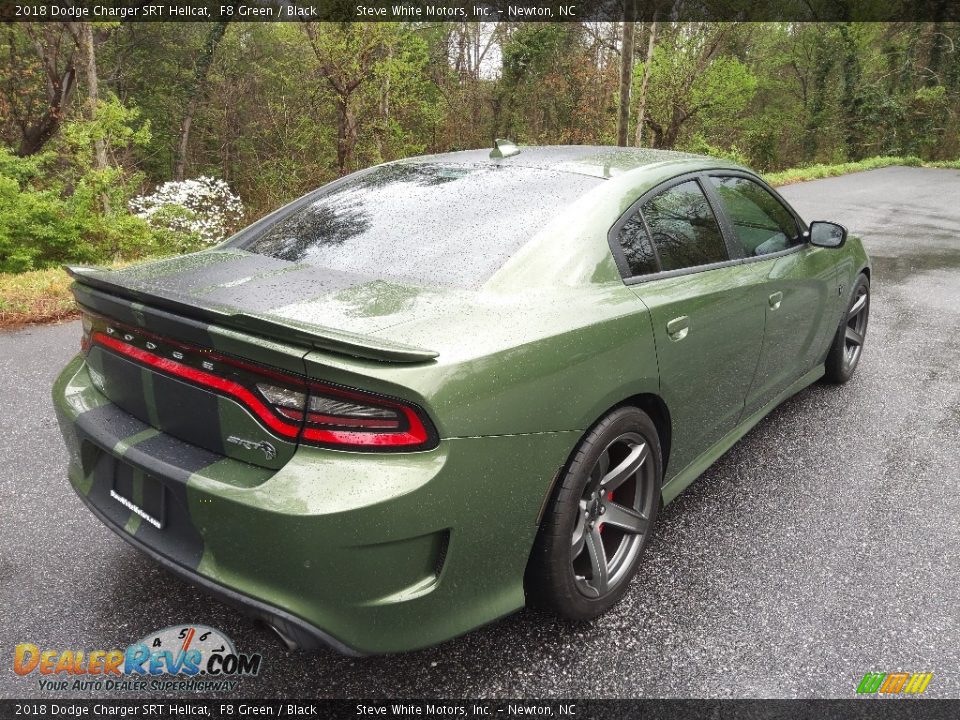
[54,355,578,654]
[72,485,362,655]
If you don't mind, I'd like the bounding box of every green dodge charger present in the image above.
[54,145,871,654]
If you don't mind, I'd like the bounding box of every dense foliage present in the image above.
[1,21,958,273]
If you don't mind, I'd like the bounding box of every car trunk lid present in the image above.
[69,252,443,467]
[67,251,438,363]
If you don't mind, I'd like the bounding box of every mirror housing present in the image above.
[806,221,847,248]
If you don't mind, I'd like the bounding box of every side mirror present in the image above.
[806,221,847,248]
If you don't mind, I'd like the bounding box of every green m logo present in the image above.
[856,672,933,695]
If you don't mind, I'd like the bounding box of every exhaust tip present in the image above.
[256,619,299,651]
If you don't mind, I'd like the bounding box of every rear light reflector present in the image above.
[255,383,404,430]
[309,396,397,419]
[82,312,436,451]
[256,383,306,410]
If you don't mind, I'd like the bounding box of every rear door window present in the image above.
[615,211,659,276]
[641,180,728,271]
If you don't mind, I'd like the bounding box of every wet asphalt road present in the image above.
[1,166,959,700]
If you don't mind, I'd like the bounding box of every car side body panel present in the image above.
[630,261,769,479]
[745,245,840,416]
[328,284,661,439]
[660,363,827,505]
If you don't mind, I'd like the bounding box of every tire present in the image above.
[824,273,870,384]
[526,406,662,621]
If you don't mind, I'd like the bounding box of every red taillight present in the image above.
[252,378,430,447]
[84,313,436,451]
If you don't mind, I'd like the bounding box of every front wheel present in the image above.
[824,273,870,384]
[526,406,662,620]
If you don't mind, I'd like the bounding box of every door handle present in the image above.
[768,291,783,310]
[666,315,690,341]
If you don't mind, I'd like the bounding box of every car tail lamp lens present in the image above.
[309,396,397,419]
[80,313,94,354]
[255,384,407,433]
[256,383,306,410]
[83,311,436,451]
[307,396,401,428]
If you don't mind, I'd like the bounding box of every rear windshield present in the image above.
[235,163,603,288]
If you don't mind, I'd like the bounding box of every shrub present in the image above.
[0,145,166,272]
[0,150,93,273]
[682,134,751,166]
[129,177,244,252]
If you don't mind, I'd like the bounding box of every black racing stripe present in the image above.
[81,251,372,314]
[129,252,292,293]
[78,428,211,570]
[87,349,152,427]
[128,434,210,568]
[131,466,204,569]
[134,304,214,349]
[74,285,215,348]
[111,250,241,281]
[196,265,370,311]
[74,402,151,442]
[113,459,135,504]
[73,284,138,326]
[87,347,229,462]
[132,433,222,481]
[152,372,226,455]
[86,452,132,532]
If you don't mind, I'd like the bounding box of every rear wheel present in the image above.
[824,274,870,384]
[526,407,661,620]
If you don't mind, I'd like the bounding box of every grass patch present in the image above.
[0,259,142,329]
[0,266,78,328]
[764,155,960,186]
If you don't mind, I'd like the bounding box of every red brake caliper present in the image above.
[599,491,614,533]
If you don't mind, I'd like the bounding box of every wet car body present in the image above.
[53,146,870,654]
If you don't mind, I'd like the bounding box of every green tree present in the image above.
[638,24,757,149]
[303,22,430,175]
[0,24,78,156]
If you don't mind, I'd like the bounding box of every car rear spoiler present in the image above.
[64,265,439,363]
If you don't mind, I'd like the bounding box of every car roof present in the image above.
[396,145,745,180]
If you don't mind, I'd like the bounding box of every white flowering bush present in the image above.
[129,177,244,252]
